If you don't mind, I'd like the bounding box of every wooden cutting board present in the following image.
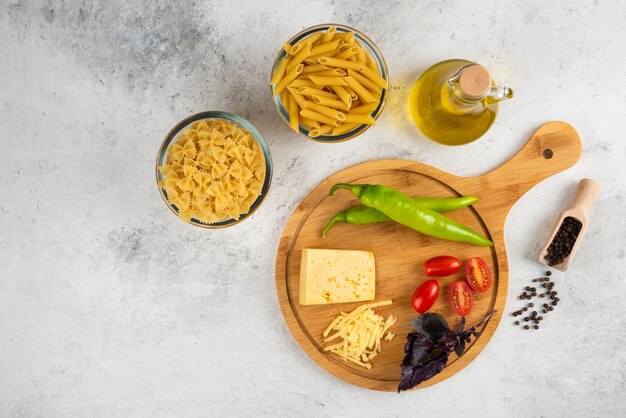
[275,121,581,391]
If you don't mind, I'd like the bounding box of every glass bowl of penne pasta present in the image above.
[155,111,273,228]
[270,23,389,142]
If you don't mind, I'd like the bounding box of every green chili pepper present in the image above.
[329,183,493,247]
[321,196,479,237]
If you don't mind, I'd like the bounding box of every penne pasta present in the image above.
[347,69,379,93]
[300,117,320,130]
[302,101,346,121]
[344,85,358,100]
[288,42,303,56]
[270,57,291,85]
[355,47,367,65]
[366,58,380,76]
[308,124,334,137]
[288,94,299,131]
[312,95,350,111]
[317,57,363,71]
[309,69,347,77]
[336,46,360,61]
[330,85,352,107]
[334,32,354,42]
[300,64,327,75]
[297,86,339,99]
[287,87,307,108]
[300,109,342,126]
[309,75,347,86]
[274,64,304,95]
[287,78,318,88]
[287,42,312,73]
[305,49,341,64]
[358,65,386,89]
[301,32,323,45]
[343,113,376,124]
[273,27,387,138]
[310,39,341,56]
[350,102,379,114]
[280,89,290,111]
[322,25,336,43]
[332,123,359,135]
[344,75,378,103]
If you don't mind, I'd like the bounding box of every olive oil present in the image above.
[410,59,513,146]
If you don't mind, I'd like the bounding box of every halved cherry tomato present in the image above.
[449,281,474,316]
[424,256,462,277]
[411,280,440,313]
[465,257,492,293]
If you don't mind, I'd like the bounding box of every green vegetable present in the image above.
[329,183,493,247]
[321,196,479,237]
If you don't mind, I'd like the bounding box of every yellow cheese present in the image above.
[322,300,395,369]
[299,248,375,305]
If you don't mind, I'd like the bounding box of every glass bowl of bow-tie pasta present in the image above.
[156,111,272,228]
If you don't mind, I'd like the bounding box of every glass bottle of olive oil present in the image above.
[410,59,513,145]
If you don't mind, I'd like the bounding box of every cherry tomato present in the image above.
[411,280,440,313]
[465,257,492,293]
[449,281,474,316]
[424,256,462,277]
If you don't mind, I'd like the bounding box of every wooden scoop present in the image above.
[539,178,601,271]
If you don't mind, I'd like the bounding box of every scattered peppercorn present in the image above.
[512,273,560,330]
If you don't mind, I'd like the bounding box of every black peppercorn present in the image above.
[524,325,530,330]
[533,325,539,329]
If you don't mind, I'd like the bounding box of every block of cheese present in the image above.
[299,248,375,305]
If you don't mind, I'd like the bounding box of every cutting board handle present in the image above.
[480,121,582,201]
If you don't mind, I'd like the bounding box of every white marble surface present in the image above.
[1,1,626,416]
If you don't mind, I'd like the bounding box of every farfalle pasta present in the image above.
[159,119,266,224]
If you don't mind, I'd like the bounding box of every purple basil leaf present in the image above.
[410,334,434,367]
[411,312,451,342]
[401,333,434,368]
[457,316,466,333]
[398,351,450,392]
[455,338,466,357]
[402,333,418,366]
[472,331,481,338]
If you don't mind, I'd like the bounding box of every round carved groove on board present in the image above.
[275,122,582,391]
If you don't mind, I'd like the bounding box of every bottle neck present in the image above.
[440,83,484,115]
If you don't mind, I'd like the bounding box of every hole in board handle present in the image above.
[542,149,553,159]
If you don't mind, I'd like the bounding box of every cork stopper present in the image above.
[458,64,492,100]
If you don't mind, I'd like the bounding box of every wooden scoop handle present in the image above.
[570,178,601,215]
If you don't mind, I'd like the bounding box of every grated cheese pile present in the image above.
[322,300,396,369]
